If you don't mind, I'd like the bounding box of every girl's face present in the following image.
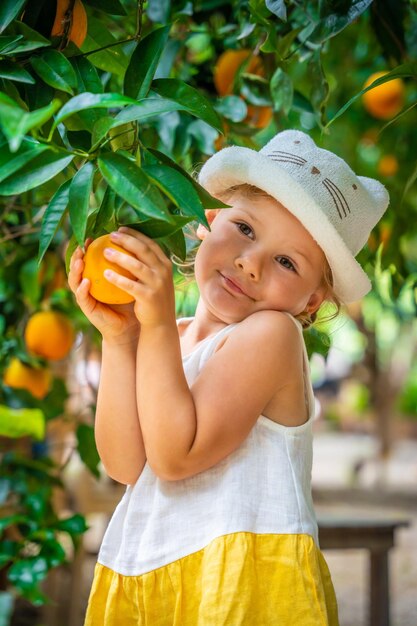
[194,193,328,325]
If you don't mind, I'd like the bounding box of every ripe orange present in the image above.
[51,0,87,48]
[4,358,51,399]
[214,49,264,96]
[214,49,272,130]
[246,104,273,129]
[377,154,399,177]
[25,311,75,361]
[362,72,405,120]
[82,234,136,305]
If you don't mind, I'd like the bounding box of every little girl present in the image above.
[68,129,389,625]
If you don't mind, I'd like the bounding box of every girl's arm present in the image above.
[68,242,145,485]
[103,228,301,482]
[95,336,146,485]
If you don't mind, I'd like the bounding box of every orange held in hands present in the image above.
[3,358,51,399]
[51,0,87,48]
[82,234,136,305]
[362,72,405,120]
[25,311,75,361]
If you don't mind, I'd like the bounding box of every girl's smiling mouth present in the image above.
[219,272,253,299]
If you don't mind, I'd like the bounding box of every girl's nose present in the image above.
[235,253,261,280]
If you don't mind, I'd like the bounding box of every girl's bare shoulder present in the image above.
[217,310,302,358]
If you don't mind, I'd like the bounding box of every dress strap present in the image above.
[280,313,315,420]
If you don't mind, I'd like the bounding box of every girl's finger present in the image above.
[69,246,83,271]
[104,269,143,298]
[75,278,98,316]
[68,258,84,292]
[103,248,153,282]
[111,229,169,266]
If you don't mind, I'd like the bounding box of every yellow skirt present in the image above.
[84,532,339,625]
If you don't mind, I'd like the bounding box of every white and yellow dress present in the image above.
[84,317,339,625]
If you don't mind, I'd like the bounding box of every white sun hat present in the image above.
[198,129,389,303]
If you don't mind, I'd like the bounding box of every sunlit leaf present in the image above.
[151,79,223,133]
[124,25,170,99]
[0,149,73,194]
[0,405,45,440]
[38,179,71,263]
[68,161,95,247]
[0,0,27,34]
[98,152,173,222]
[30,49,77,95]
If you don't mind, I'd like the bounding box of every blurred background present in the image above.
[1,0,417,624]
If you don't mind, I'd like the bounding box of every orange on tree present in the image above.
[25,311,75,361]
[362,72,405,120]
[214,49,273,130]
[3,358,51,400]
[379,223,392,247]
[82,234,136,305]
[377,154,399,177]
[51,0,87,48]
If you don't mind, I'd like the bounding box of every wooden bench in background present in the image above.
[318,516,410,626]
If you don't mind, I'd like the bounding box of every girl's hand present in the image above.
[102,227,176,329]
[68,238,140,345]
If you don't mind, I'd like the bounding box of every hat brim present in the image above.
[198,146,371,303]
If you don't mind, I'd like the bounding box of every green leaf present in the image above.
[304,326,331,359]
[71,55,107,128]
[265,0,287,20]
[8,557,49,591]
[124,25,170,99]
[91,185,117,232]
[147,148,228,214]
[0,94,61,152]
[40,539,66,568]
[56,512,88,535]
[0,140,49,184]
[0,149,73,195]
[159,227,186,260]
[215,95,247,123]
[126,215,193,239]
[270,67,293,114]
[81,14,129,76]
[84,0,127,14]
[19,257,41,308]
[25,492,47,521]
[38,179,71,263]
[142,164,206,222]
[0,405,45,440]
[0,0,27,34]
[0,60,35,84]
[326,62,417,128]
[51,92,138,133]
[5,21,50,54]
[30,49,77,95]
[310,0,373,44]
[68,161,95,247]
[308,50,329,128]
[91,98,187,149]
[0,514,27,532]
[151,79,224,133]
[76,424,100,479]
[0,34,23,54]
[98,152,173,222]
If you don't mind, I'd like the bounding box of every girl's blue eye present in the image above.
[276,256,296,272]
[236,222,253,237]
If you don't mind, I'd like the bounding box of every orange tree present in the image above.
[1,0,417,616]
